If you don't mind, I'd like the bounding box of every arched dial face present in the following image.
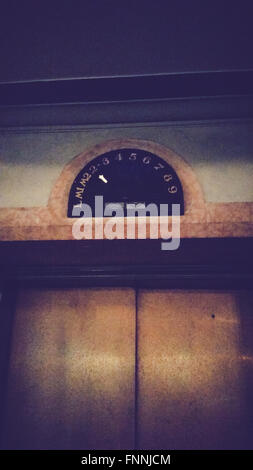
[68,148,184,217]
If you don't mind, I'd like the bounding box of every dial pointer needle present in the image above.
[98,174,108,184]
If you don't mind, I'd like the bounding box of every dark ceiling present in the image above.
[0,0,252,84]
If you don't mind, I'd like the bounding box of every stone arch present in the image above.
[48,138,206,220]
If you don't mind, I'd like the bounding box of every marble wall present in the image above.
[0,121,252,241]
[0,121,253,208]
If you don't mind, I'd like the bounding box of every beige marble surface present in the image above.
[0,139,252,241]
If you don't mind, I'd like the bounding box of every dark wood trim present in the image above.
[0,237,252,266]
[0,71,253,106]
[0,238,252,289]
[0,281,17,448]
[2,264,251,290]
[1,97,252,128]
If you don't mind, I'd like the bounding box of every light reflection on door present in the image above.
[2,288,136,450]
[137,290,253,449]
[2,288,253,449]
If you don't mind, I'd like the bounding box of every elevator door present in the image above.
[137,290,253,450]
[2,288,136,450]
[2,288,253,449]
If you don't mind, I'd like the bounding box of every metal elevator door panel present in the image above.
[3,287,253,450]
[2,287,136,450]
[136,290,253,450]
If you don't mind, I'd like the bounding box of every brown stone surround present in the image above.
[0,139,252,241]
